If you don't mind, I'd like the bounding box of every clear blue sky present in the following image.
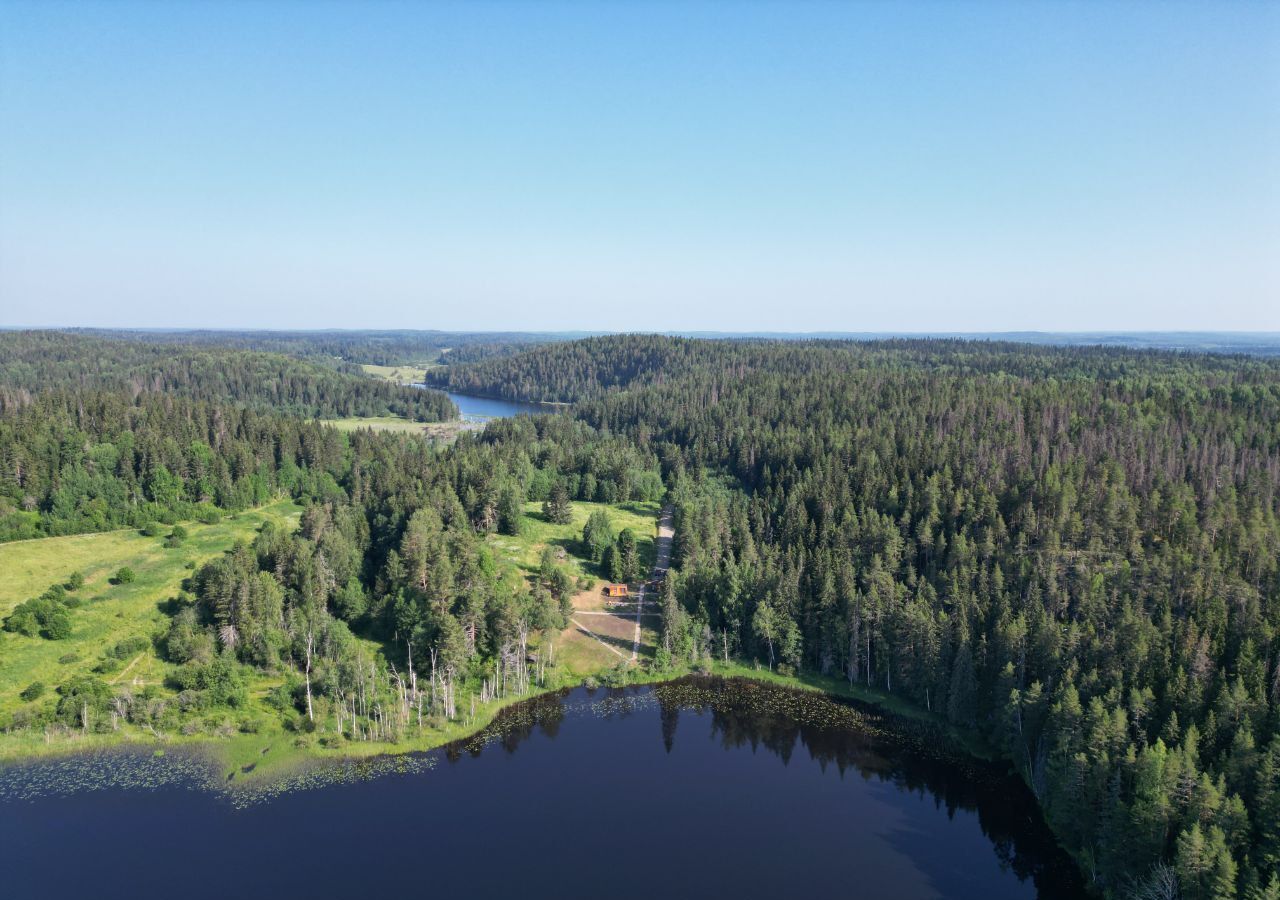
[1,0,1277,331]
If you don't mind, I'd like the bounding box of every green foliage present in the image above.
[4,591,73,640]
[6,331,1280,895]
[582,508,615,562]
[19,682,45,702]
[497,486,525,536]
[542,482,573,525]
[110,635,150,659]
[112,567,136,585]
[443,334,1280,896]
[170,656,249,709]
[55,676,114,728]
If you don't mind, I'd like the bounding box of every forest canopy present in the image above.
[2,331,1278,898]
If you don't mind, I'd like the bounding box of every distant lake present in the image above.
[439,390,554,421]
[0,677,1083,900]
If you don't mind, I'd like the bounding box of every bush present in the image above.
[3,601,42,637]
[169,656,248,709]
[112,567,136,585]
[265,681,300,713]
[169,525,188,541]
[20,682,46,702]
[141,522,164,537]
[194,505,221,525]
[4,595,72,639]
[111,635,151,659]
[165,607,214,664]
[65,571,85,591]
[55,676,115,728]
[42,606,73,640]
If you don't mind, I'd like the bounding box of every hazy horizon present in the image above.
[2,1,1277,331]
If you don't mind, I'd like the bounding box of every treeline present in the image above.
[422,332,1273,404]
[423,333,709,401]
[62,327,567,366]
[0,332,456,422]
[515,336,1280,898]
[0,390,351,540]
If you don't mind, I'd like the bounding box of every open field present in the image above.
[322,415,434,434]
[0,499,303,718]
[322,416,483,441]
[359,363,440,384]
[487,500,659,580]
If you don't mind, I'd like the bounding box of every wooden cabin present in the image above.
[604,583,629,598]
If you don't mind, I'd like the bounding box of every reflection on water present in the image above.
[1,677,1084,900]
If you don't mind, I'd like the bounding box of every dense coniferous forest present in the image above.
[431,335,1280,897]
[0,390,353,540]
[0,332,457,421]
[2,330,1279,897]
[61,328,575,366]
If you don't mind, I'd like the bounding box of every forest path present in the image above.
[632,506,674,661]
[110,653,145,685]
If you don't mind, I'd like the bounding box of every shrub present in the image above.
[194,505,221,525]
[65,571,85,591]
[3,601,42,637]
[55,676,115,728]
[20,682,46,702]
[42,606,73,640]
[165,607,214,665]
[4,595,72,639]
[141,522,164,537]
[111,635,151,659]
[112,567,136,585]
[169,656,248,709]
[93,657,122,675]
[169,525,189,541]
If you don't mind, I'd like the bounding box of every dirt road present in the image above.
[632,505,674,661]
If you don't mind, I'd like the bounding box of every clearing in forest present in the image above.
[485,501,663,674]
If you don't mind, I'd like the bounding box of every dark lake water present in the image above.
[0,678,1084,900]
[444,391,554,421]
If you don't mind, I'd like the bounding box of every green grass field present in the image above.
[322,415,432,434]
[359,363,439,384]
[0,499,302,718]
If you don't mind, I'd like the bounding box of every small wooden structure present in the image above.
[604,583,629,598]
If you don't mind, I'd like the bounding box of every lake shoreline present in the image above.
[0,663,993,788]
